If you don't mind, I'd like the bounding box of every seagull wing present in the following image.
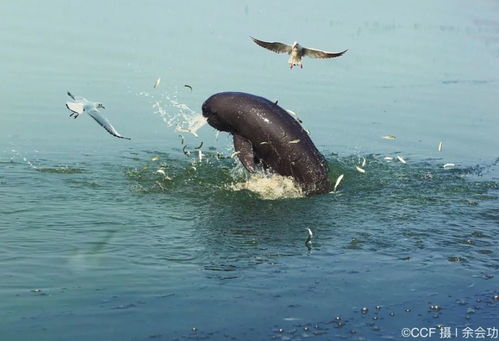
[250,37,292,54]
[86,109,131,140]
[66,102,84,114]
[302,47,348,59]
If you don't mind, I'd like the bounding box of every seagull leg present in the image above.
[289,63,293,69]
[73,113,79,119]
[300,63,303,69]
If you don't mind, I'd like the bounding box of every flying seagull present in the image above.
[65,92,131,140]
[250,37,347,69]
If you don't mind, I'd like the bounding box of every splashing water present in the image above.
[139,90,207,136]
[230,173,304,200]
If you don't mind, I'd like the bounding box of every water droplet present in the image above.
[430,305,441,312]
[303,327,309,332]
[375,305,382,310]
[361,307,368,314]
[191,327,197,332]
[372,316,378,320]
[389,312,395,317]
[404,308,411,312]
[335,316,342,321]
[278,328,284,333]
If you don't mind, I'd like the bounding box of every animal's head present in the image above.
[201,93,237,133]
[292,42,300,49]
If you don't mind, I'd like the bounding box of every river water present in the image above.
[1,1,498,340]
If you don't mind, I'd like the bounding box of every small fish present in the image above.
[156,169,166,176]
[382,135,396,140]
[443,163,455,168]
[384,156,393,161]
[333,174,344,192]
[154,78,161,88]
[184,84,193,91]
[361,157,366,167]
[438,141,443,152]
[288,139,301,144]
[356,166,366,173]
[176,127,199,138]
[305,228,313,245]
[285,109,303,123]
[283,317,301,322]
[151,156,159,161]
[230,151,241,158]
[397,155,407,164]
[260,141,270,145]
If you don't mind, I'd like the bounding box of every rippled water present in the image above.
[1,1,498,340]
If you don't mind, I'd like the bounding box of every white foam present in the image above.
[230,173,304,200]
[141,90,206,135]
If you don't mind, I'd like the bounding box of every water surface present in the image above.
[1,1,498,340]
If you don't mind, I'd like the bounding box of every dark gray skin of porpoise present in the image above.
[202,92,331,196]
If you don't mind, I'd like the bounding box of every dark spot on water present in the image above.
[112,303,136,310]
[481,273,494,280]
[448,256,466,262]
[478,249,493,254]
[37,167,84,174]
[471,231,491,239]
